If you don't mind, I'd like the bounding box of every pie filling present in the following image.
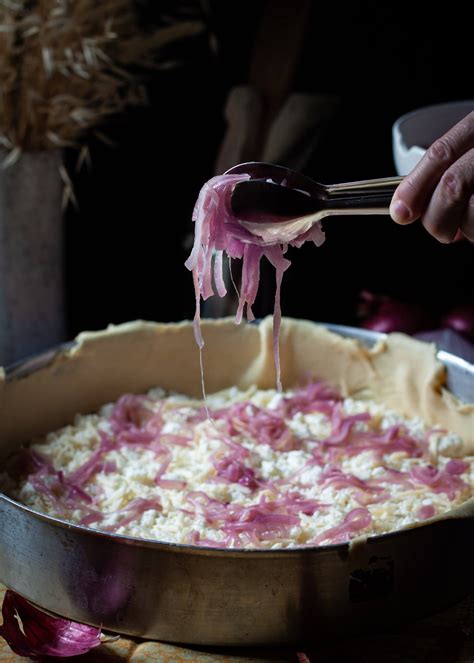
[1,379,471,549]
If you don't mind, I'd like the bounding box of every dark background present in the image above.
[64,1,473,336]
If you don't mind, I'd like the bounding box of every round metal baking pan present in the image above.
[1,325,473,645]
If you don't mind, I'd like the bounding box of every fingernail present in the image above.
[390,199,411,224]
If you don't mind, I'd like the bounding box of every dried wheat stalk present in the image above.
[0,0,203,161]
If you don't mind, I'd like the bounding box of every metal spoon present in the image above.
[225,162,403,243]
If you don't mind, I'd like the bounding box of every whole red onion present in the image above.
[441,304,474,341]
[357,291,434,335]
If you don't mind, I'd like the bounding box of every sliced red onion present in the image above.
[185,173,325,390]
[27,475,65,513]
[263,243,291,391]
[311,508,372,545]
[185,407,208,424]
[111,497,162,528]
[156,479,187,490]
[79,509,105,527]
[68,432,114,486]
[189,531,227,548]
[410,465,467,499]
[318,466,385,505]
[325,423,423,461]
[57,472,92,504]
[376,467,414,489]
[116,428,156,447]
[101,460,117,474]
[110,394,150,432]
[417,504,436,519]
[81,497,162,530]
[186,490,328,544]
[221,512,298,539]
[410,465,441,485]
[214,456,259,490]
[188,530,200,545]
[221,435,250,459]
[278,381,341,418]
[277,492,327,516]
[154,456,171,484]
[446,459,469,475]
[0,590,101,659]
[353,491,388,506]
[108,395,165,450]
[214,402,298,452]
[323,408,371,446]
[9,448,55,478]
[306,450,326,467]
[143,410,165,437]
[25,462,93,514]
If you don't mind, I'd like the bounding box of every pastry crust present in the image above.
[0,317,472,461]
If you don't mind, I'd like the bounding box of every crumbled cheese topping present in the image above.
[1,382,471,549]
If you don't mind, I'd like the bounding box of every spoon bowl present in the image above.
[225,162,403,243]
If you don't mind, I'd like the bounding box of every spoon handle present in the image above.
[326,176,404,195]
[322,176,404,213]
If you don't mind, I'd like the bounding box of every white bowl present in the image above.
[392,100,474,175]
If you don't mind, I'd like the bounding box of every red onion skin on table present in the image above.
[0,590,102,659]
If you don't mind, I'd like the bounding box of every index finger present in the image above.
[390,111,474,224]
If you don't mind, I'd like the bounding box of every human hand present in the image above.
[390,111,474,242]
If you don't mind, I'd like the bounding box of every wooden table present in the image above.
[2,583,474,662]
